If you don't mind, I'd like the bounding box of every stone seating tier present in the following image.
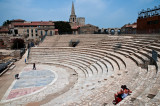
[25,34,160,106]
[29,48,127,71]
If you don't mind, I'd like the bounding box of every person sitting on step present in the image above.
[113,93,123,105]
[121,85,132,99]
[113,85,132,105]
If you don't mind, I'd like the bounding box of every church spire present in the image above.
[71,1,75,15]
[69,1,76,23]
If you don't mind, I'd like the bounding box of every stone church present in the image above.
[69,2,99,34]
[69,2,85,27]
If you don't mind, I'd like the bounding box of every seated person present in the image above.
[113,85,132,105]
[113,93,123,105]
[121,85,132,99]
[114,85,125,99]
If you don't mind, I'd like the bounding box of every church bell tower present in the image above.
[69,2,76,23]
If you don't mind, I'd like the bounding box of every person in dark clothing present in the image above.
[33,63,36,70]
[114,85,124,99]
[121,85,132,99]
[113,93,123,105]
[113,85,132,105]
[15,74,19,79]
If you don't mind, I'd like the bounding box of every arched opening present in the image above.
[50,31,52,36]
[45,30,48,36]
[98,29,101,34]
[104,29,109,34]
[41,31,43,36]
[110,29,115,35]
[117,29,121,35]
[0,39,5,47]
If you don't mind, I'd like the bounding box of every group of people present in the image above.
[113,85,132,105]
[15,63,36,80]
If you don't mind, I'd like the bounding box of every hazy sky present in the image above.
[0,0,159,28]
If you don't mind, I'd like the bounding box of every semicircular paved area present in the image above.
[1,65,57,102]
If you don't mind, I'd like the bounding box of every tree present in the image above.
[54,21,72,34]
[2,20,11,26]
[11,38,25,49]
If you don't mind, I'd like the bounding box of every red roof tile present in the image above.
[13,22,54,26]
[0,28,9,32]
[125,23,137,29]
[54,29,58,31]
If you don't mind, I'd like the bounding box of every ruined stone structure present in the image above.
[121,22,137,34]
[99,28,121,35]
[0,27,9,36]
[77,17,85,26]
[78,24,99,34]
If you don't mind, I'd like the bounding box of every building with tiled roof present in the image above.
[13,21,54,27]
[0,28,9,33]
[121,22,137,34]
[0,27,9,35]
[9,20,58,43]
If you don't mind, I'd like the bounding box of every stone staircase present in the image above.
[25,34,160,105]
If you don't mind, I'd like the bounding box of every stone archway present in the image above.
[104,29,109,34]
[100,28,121,35]
[117,29,121,35]
[110,29,115,35]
